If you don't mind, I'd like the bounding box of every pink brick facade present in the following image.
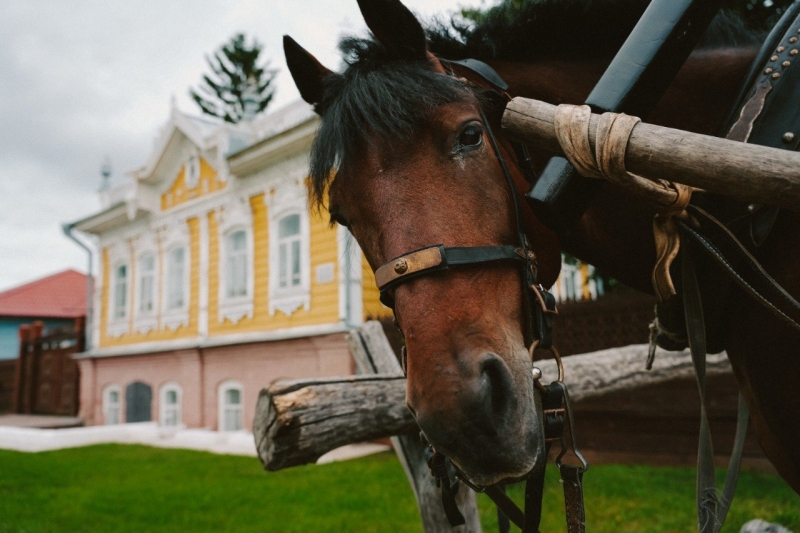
[77,333,353,431]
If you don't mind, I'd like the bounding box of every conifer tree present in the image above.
[190,34,276,123]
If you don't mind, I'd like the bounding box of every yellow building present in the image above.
[68,100,389,431]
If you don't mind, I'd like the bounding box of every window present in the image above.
[166,247,185,309]
[113,264,128,319]
[186,155,200,189]
[103,386,121,425]
[226,230,248,298]
[218,381,243,432]
[266,186,310,316]
[138,255,155,313]
[278,214,301,290]
[160,384,182,428]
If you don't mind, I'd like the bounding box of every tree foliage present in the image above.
[460,0,795,32]
[190,33,276,123]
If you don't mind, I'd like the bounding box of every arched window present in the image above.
[278,214,302,290]
[218,381,243,432]
[138,254,156,314]
[165,247,186,310]
[225,230,248,298]
[103,385,121,425]
[113,264,128,319]
[160,383,182,428]
[266,183,311,316]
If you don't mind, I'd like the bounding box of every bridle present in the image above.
[373,61,557,352]
[370,58,587,533]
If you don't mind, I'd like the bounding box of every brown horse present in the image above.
[284,0,800,492]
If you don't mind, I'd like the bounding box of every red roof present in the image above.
[0,269,87,319]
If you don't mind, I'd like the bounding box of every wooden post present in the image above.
[347,321,483,533]
[27,321,44,414]
[13,325,30,414]
[502,97,800,211]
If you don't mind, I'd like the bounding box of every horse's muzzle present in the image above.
[408,352,546,486]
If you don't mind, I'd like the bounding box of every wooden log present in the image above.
[347,321,482,533]
[255,343,731,470]
[253,374,412,471]
[502,97,800,211]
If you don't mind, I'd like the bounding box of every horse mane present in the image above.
[426,0,765,61]
[309,0,766,206]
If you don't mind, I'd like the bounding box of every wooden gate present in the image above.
[13,319,83,416]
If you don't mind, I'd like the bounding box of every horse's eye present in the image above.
[459,126,483,148]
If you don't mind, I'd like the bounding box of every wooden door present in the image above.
[125,382,152,422]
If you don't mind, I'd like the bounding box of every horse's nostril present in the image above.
[481,355,513,420]
[406,402,417,418]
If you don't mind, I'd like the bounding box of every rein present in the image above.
[372,59,585,533]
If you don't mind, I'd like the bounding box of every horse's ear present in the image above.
[356,0,427,61]
[283,35,334,107]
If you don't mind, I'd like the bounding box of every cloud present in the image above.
[0,0,480,291]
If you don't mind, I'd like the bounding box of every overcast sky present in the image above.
[0,0,485,292]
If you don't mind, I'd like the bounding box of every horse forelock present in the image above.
[308,38,473,207]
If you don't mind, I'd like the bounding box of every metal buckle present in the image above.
[552,381,589,473]
[529,341,588,473]
[530,284,558,316]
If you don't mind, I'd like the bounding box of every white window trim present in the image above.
[215,197,254,324]
[218,227,254,324]
[185,154,200,190]
[159,382,183,428]
[268,208,311,317]
[338,225,364,326]
[217,380,244,432]
[134,251,158,334]
[103,385,122,425]
[161,244,190,330]
[107,260,130,338]
[158,220,191,331]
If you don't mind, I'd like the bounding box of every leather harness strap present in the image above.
[375,245,529,304]
[678,205,800,334]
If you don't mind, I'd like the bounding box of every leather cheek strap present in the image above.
[375,244,528,307]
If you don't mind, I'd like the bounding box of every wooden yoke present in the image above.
[503,98,800,212]
[527,0,725,231]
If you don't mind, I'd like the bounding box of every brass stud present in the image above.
[791,37,799,44]
[783,132,795,144]
[773,72,781,79]
[394,259,409,275]
[532,367,542,380]
[791,49,799,56]
[771,54,779,61]
[784,61,792,68]
[765,67,774,74]
[778,46,786,53]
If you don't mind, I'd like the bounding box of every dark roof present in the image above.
[0,269,87,319]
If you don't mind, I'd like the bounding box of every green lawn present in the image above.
[0,445,796,532]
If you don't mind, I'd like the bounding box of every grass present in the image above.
[478,464,800,533]
[0,445,796,532]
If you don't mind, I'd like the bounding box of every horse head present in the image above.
[284,0,561,486]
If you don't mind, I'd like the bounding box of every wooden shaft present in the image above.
[255,344,732,472]
[502,97,800,211]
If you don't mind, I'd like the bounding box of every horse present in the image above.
[283,0,800,495]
